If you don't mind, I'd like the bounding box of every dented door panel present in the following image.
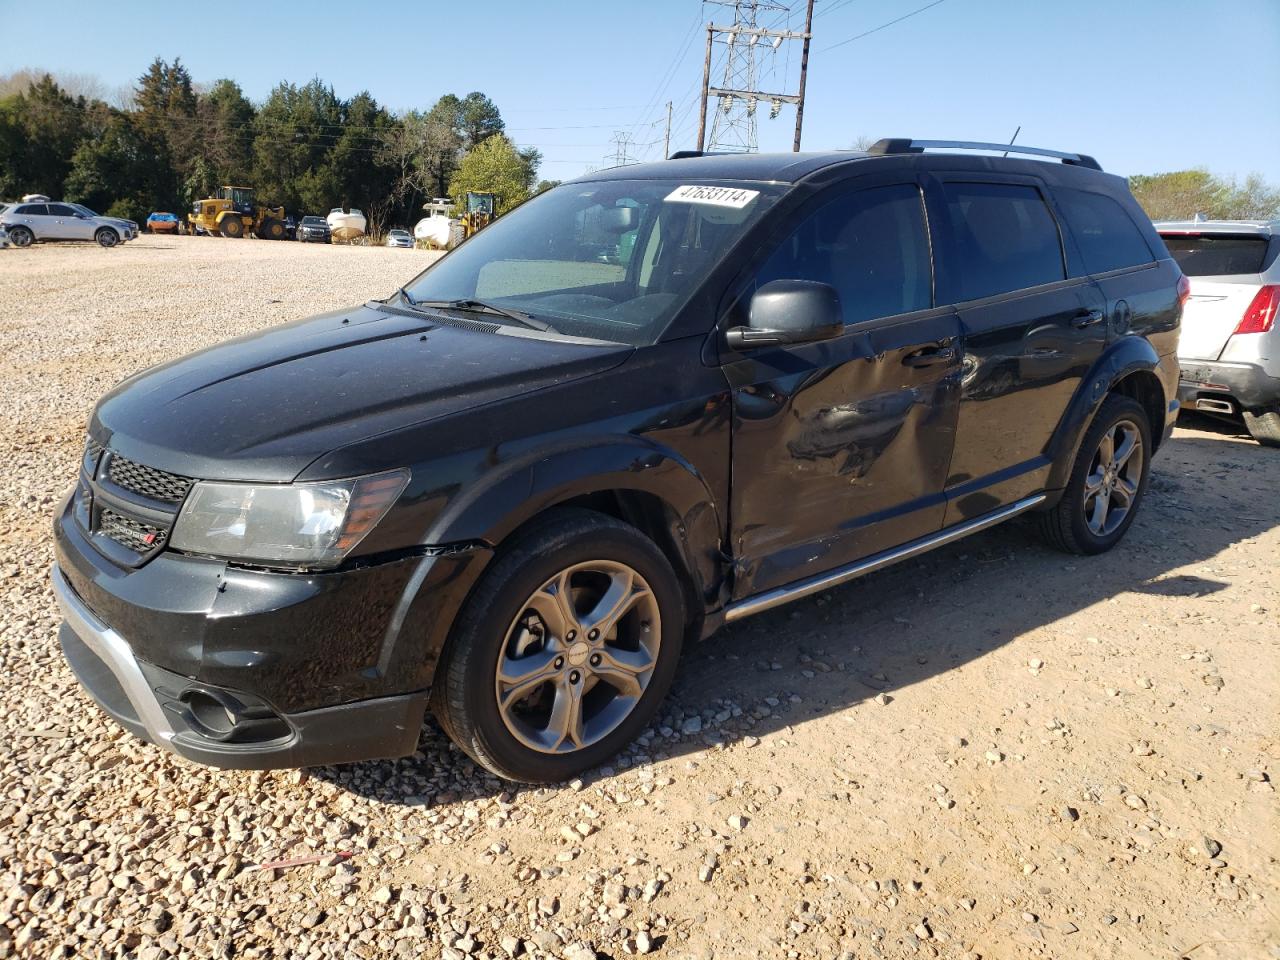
[726,308,962,598]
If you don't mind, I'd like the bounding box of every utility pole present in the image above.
[792,0,815,151]
[663,101,673,158]
[696,1,813,154]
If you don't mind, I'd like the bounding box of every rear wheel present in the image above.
[1037,394,1152,555]
[431,509,685,783]
[1242,409,1280,447]
[219,216,244,238]
[95,228,119,248]
[8,226,32,248]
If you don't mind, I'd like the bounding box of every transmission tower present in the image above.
[607,130,638,167]
[697,0,815,153]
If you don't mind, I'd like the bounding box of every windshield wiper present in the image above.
[411,297,553,332]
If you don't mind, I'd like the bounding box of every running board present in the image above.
[723,494,1047,624]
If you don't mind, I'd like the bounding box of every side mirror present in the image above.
[725,279,843,350]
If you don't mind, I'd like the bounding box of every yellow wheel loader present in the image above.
[188,186,288,240]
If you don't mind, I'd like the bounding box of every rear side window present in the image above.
[1055,188,1153,274]
[941,182,1065,301]
[1160,234,1271,277]
[755,183,932,325]
[15,204,48,216]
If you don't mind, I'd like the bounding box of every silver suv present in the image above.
[0,200,136,248]
[1158,219,1280,446]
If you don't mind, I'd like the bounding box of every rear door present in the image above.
[932,177,1107,522]
[1159,231,1273,361]
[726,178,962,598]
[11,203,51,237]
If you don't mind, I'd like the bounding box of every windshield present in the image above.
[403,179,782,345]
[71,203,98,217]
[303,216,325,224]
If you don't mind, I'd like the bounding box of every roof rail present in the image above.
[867,138,1102,171]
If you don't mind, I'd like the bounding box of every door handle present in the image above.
[902,345,956,368]
[1072,309,1105,328]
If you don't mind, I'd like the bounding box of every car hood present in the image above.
[91,303,631,482]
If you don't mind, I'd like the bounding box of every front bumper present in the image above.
[54,564,428,768]
[1179,359,1280,413]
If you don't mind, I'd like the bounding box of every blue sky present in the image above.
[2,0,1277,182]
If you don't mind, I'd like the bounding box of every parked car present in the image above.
[1156,219,1279,445]
[53,139,1182,781]
[284,214,298,240]
[386,228,414,248]
[0,200,134,247]
[147,212,180,234]
[296,215,331,243]
[0,222,8,249]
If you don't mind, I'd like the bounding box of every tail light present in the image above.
[1176,273,1191,306]
[1235,284,1279,335]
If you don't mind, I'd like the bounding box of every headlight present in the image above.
[170,470,408,569]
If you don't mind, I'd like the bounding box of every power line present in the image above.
[821,0,949,51]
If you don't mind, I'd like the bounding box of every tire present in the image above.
[219,216,244,239]
[431,508,686,783]
[1242,409,1280,447]
[1037,394,1152,555]
[95,228,119,248]
[8,226,33,248]
[258,217,285,240]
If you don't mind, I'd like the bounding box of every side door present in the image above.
[724,179,963,599]
[46,203,94,241]
[12,203,50,238]
[931,177,1107,522]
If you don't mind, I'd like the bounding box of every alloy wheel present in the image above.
[495,560,661,754]
[1082,419,1143,537]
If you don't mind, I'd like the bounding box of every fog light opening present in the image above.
[182,689,238,740]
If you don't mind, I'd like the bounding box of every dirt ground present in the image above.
[0,235,1276,960]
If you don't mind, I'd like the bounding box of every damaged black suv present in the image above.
[54,140,1183,782]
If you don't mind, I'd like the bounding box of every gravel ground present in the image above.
[0,235,1276,960]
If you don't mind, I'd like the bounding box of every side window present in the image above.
[754,183,932,325]
[941,182,1065,301]
[16,204,48,216]
[47,204,77,217]
[1054,187,1154,274]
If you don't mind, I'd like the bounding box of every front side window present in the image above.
[941,182,1065,301]
[1055,187,1154,274]
[752,183,933,325]
[404,180,782,345]
[48,204,78,217]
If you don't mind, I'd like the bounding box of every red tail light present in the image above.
[1176,273,1191,306]
[1235,284,1279,335]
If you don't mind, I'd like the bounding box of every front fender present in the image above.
[423,435,724,603]
[1045,335,1170,492]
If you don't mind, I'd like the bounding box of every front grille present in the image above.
[99,510,168,554]
[108,456,193,504]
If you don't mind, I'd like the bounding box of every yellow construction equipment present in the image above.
[461,192,497,240]
[188,186,288,240]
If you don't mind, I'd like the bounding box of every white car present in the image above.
[1158,219,1280,446]
[0,200,134,248]
[385,228,414,248]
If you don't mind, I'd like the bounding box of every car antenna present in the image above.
[1002,125,1021,158]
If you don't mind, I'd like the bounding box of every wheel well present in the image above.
[1110,371,1166,450]
[503,491,706,641]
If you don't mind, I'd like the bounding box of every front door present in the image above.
[931,178,1107,522]
[725,180,963,599]
[47,203,95,241]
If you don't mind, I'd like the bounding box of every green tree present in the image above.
[252,79,344,211]
[457,91,504,149]
[1129,168,1280,221]
[133,58,198,208]
[64,111,152,220]
[196,79,255,190]
[448,135,538,213]
[0,75,88,197]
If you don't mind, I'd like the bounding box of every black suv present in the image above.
[53,140,1182,782]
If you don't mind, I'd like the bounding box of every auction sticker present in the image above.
[665,185,760,209]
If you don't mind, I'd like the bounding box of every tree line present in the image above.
[0,59,556,230]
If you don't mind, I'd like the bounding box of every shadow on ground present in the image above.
[319,432,1279,803]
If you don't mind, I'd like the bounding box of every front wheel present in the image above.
[95,228,119,248]
[431,509,686,783]
[1037,394,1152,555]
[219,216,244,239]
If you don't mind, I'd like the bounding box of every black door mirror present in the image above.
[724,279,843,350]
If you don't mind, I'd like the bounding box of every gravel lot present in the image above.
[0,236,1276,960]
